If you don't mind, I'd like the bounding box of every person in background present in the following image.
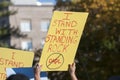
[34,62,78,80]
[6,73,29,80]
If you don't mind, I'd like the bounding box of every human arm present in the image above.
[68,63,78,80]
[34,64,41,80]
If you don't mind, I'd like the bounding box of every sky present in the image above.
[38,0,56,4]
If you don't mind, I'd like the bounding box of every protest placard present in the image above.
[0,47,34,80]
[40,11,89,71]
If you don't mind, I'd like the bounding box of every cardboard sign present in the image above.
[0,48,34,80]
[6,67,48,80]
[40,11,88,71]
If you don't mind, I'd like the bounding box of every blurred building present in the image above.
[9,0,54,51]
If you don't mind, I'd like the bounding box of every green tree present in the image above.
[0,0,21,47]
[48,0,120,80]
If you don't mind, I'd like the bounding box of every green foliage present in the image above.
[0,1,10,47]
[48,0,120,80]
[0,0,17,47]
[0,0,16,17]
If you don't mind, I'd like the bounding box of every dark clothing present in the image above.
[6,74,29,80]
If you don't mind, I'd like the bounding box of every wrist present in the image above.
[70,73,78,80]
[70,72,75,75]
[35,74,40,76]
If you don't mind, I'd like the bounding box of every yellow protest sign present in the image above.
[0,47,34,80]
[40,11,89,71]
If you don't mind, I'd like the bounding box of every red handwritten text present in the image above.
[0,57,24,67]
[47,44,69,53]
[52,12,77,27]
[45,35,78,44]
[0,73,6,80]
[49,58,61,64]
